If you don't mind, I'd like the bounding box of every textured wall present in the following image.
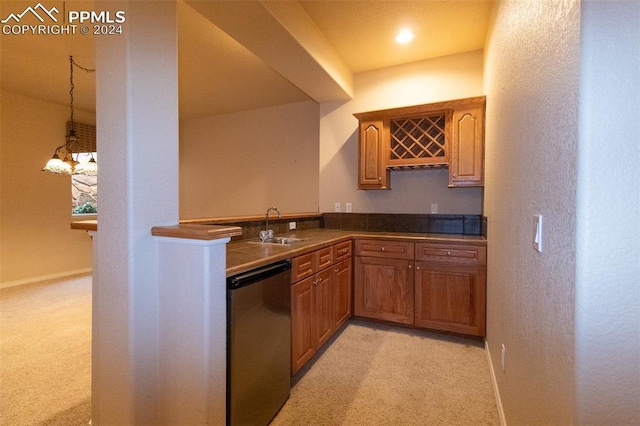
[319,50,485,215]
[179,100,320,218]
[575,2,640,423]
[0,90,94,285]
[483,1,580,423]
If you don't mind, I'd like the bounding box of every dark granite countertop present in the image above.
[226,228,486,276]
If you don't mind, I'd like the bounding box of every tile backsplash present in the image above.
[322,213,484,236]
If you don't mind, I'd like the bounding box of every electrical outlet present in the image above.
[430,203,438,214]
[289,221,296,230]
[346,202,352,212]
[334,202,341,212]
[501,344,506,371]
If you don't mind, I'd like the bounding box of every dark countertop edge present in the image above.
[226,229,486,277]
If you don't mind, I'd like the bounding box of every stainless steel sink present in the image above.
[248,237,305,246]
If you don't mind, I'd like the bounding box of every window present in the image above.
[70,122,97,214]
[72,152,97,214]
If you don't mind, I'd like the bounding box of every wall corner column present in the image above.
[152,225,241,425]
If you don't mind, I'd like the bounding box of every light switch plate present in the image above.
[346,202,352,212]
[533,215,543,252]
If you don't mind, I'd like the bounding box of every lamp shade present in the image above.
[42,152,73,175]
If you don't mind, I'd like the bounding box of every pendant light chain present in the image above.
[69,56,75,131]
[42,56,96,175]
[68,56,95,133]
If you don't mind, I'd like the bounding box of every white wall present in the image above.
[179,100,319,218]
[483,1,580,423]
[319,50,485,215]
[93,1,179,423]
[0,90,93,285]
[575,1,640,423]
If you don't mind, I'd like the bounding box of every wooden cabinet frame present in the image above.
[291,241,352,374]
[354,96,485,189]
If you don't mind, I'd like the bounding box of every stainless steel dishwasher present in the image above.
[227,260,292,426]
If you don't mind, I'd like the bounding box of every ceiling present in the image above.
[0,0,493,119]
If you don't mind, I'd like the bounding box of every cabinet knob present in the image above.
[378,177,382,181]
[381,247,385,251]
[447,251,451,256]
[416,266,420,270]
[408,264,413,269]
[335,268,340,273]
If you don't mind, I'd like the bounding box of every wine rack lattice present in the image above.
[390,114,446,162]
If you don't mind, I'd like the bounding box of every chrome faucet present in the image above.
[259,206,281,241]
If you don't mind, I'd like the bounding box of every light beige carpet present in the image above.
[0,276,92,426]
[1,277,499,425]
[272,321,500,426]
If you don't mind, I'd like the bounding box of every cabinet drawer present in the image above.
[292,253,315,282]
[292,246,336,283]
[316,246,334,271]
[355,239,414,259]
[415,243,486,266]
[334,240,352,261]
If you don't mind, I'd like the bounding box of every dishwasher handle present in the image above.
[227,260,291,290]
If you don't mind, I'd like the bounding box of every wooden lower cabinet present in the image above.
[315,268,334,348]
[333,258,352,330]
[354,238,487,337]
[291,276,315,372]
[291,242,352,374]
[414,262,486,336]
[291,270,334,374]
[354,256,414,325]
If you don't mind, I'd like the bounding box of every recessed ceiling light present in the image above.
[395,29,414,44]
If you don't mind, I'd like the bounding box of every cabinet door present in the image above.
[449,106,484,187]
[291,277,316,374]
[358,120,390,190]
[314,268,334,348]
[354,256,414,325]
[414,262,486,336]
[333,258,352,329]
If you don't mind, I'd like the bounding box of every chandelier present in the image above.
[42,56,96,176]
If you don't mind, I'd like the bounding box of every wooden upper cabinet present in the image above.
[449,104,485,187]
[354,96,485,190]
[357,119,389,190]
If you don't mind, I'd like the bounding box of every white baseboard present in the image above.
[485,340,507,426]
[0,268,92,290]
